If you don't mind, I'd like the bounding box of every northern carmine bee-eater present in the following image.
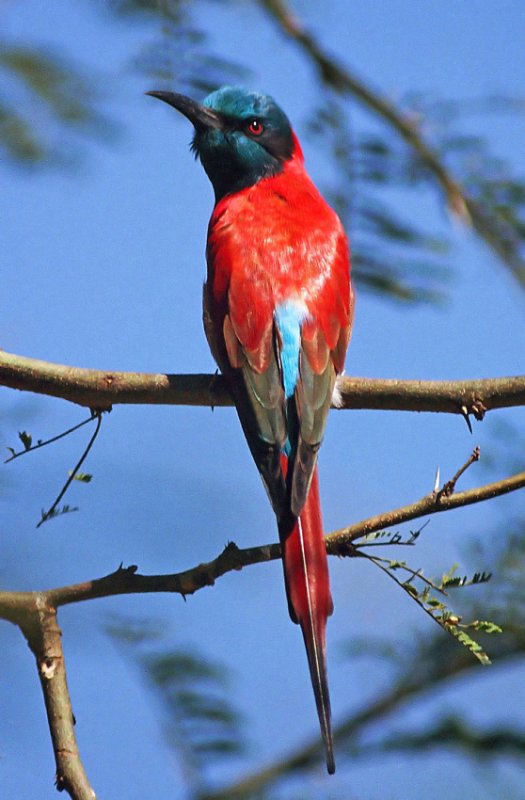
[148,86,354,773]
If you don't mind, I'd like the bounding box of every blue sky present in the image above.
[2,2,525,798]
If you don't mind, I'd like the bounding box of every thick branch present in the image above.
[0,545,280,615]
[14,600,96,800]
[260,0,525,285]
[1,350,525,416]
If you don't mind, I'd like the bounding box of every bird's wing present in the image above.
[203,242,289,516]
[290,228,353,516]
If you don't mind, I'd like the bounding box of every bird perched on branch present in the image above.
[147,85,354,773]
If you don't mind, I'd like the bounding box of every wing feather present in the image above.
[290,232,353,515]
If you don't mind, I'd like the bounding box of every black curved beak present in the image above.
[146,91,223,131]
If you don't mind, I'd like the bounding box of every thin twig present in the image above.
[362,553,452,634]
[366,555,448,595]
[438,446,481,498]
[4,414,96,463]
[355,520,430,548]
[37,412,103,529]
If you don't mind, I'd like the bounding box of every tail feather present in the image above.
[278,464,335,774]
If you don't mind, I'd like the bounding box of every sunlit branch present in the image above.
[12,602,96,800]
[2,350,525,417]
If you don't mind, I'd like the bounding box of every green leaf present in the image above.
[466,620,503,634]
[0,42,116,167]
[68,471,93,483]
[447,627,492,666]
[39,504,79,525]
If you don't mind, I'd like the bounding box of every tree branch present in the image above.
[36,411,102,529]
[260,0,525,286]
[11,600,96,800]
[4,414,95,463]
[2,455,523,798]
[1,464,523,619]
[1,349,525,416]
[329,467,525,549]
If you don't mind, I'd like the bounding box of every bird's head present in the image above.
[147,86,297,200]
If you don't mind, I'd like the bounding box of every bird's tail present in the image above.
[278,461,335,774]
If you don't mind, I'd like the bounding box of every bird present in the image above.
[147,86,354,773]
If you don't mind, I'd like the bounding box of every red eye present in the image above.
[247,119,263,136]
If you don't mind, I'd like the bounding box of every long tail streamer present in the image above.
[278,464,335,774]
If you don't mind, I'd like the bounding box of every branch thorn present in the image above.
[460,405,473,434]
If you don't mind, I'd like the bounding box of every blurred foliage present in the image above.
[193,526,525,800]
[336,528,525,763]
[478,418,525,477]
[111,0,249,95]
[413,92,525,242]
[307,89,525,302]
[97,506,525,800]
[369,715,525,759]
[0,43,114,165]
[106,616,246,799]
